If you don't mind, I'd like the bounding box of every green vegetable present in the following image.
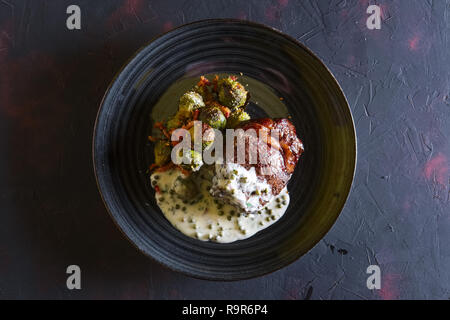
[179,91,205,117]
[218,77,248,109]
[154,140,171,166]
[226,109,250,129]
[198,106,226,130]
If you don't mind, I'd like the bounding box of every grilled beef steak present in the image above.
[237,118,304,195]
[211,118,304,212]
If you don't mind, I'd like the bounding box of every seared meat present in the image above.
[211,118,303,212]
[237,118,304,195]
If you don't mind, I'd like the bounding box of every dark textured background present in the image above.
[0,0,449,300]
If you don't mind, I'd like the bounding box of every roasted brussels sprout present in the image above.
[176,149,203,172]
[198,106,226,130]
[172,176,198,201]
[218,77,248,109]
[194,84,213,102]
[154,140,171,166]
[207,100,231,118]
[226,109,251,129]
[178,91,205,117]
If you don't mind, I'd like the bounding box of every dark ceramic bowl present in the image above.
[93,19,356,280]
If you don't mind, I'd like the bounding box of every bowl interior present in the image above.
[93,20,356,280]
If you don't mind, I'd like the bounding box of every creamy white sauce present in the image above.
[211,163,273,213]
[150,166,290,243]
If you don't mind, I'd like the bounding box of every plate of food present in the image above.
[93,19,356,280]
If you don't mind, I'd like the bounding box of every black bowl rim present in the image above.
[92,18,358,281]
